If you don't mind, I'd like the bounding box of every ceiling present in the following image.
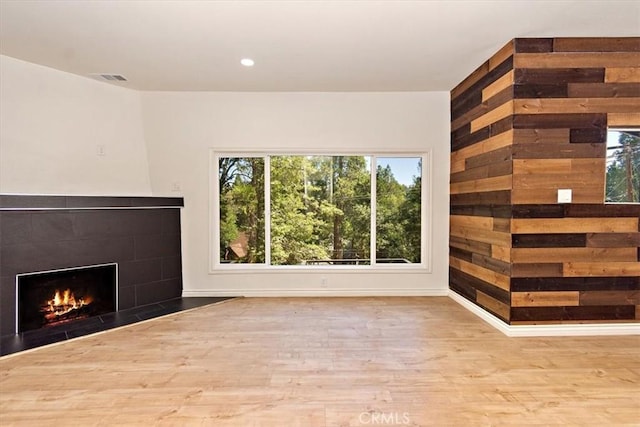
[1,0,638,92]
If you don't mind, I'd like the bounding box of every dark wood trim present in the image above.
[512,276,640,292]
[511,305,636,322]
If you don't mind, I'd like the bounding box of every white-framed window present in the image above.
[211,151,431,271]
[606,129,639,203]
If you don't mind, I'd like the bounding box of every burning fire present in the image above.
[42,288,92,321]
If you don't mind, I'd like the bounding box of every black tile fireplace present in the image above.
[0,195,185,344]
[17,263,118,333]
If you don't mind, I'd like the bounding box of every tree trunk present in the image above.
[249,159,264,263]
[625,142,635,202]
[333,156,343,260]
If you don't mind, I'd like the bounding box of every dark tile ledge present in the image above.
[0,195,184,210]
[0,297,233,357]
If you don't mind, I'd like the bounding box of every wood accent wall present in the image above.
[450,37,640,325]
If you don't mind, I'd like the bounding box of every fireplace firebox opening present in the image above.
[16,263,118,334]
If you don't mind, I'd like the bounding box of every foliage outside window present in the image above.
[219,157,265,263]
[606,130,640,203]
[217,154,424,267]
[376,157,422,264]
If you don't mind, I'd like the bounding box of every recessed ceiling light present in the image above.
[240,58,255,67]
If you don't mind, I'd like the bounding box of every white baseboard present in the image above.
[182,288,450,297]
[448,291,640,337]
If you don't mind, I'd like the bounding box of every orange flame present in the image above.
[44,288,92,320]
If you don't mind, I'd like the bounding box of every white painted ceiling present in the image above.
[1,0,638,92]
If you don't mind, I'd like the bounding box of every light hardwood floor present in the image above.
[1,297,639,426]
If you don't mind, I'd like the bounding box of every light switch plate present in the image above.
[558,188,572,203]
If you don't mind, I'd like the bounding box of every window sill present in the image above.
[208,264,432,274]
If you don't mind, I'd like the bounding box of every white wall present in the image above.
[0,55,151,195]
[141,92,450,296]
[1,56,450,295]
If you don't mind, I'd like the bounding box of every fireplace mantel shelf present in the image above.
[0,195,183,210]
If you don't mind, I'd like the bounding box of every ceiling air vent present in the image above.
[88,73,128,82]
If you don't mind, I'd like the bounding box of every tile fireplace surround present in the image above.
[0,195,185,345]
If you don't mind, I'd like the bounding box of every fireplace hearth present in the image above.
[17,264,117,334]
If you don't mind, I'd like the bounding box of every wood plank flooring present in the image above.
[1,297,639,426]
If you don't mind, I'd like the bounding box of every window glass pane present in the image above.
[270,156,371,265]
[219,157,265,263]
[606,130,640,203]
[376,157,421,263]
